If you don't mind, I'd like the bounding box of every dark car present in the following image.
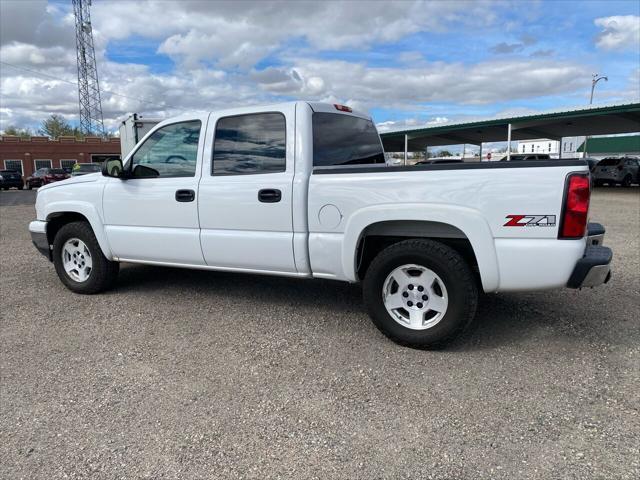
[71,163,102,176]
[501,154,551,161]
[593,157,639,187]
[0,169,24,190]
[25,168,69,189]
[415,158,464,165]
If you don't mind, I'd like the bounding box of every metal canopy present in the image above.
[380,102,640,152]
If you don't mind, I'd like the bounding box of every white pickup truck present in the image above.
[29,102,612,348]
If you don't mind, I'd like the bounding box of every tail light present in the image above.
[559,173,590,239]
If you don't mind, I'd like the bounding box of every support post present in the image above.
[558,138,562,159]
[506,123,512,161]
[479,143,483,162]
[404,134,408,166]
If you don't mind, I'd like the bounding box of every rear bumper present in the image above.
[0,180,23,188]
[595,174,622,182]
[567,222,612,288]
[29,220,51,260]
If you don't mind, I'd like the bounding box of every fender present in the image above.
[43,200,114,260]
[341,203,500,292]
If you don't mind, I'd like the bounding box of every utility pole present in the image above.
[584,73,608,157]
[72,0,105,136]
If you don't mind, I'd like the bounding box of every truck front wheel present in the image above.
[52,221,119,294]
[363,239,478,349]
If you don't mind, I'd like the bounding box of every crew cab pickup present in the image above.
[29,102,612,348]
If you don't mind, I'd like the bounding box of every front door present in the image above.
[103,116,208,265]
[198,106,297,273]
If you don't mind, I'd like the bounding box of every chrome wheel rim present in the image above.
[62,238,93,282]
[382,264,448,330]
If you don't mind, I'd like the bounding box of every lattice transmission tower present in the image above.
[72,0,105,136]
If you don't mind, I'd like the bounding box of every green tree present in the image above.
[38,114,76,139]
[2,125,33,138]
[437,150,453,157]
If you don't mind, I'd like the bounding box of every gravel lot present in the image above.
[1,187,638,479]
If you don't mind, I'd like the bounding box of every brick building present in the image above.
[0,135,121,178]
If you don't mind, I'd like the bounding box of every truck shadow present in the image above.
[115,264,625,350]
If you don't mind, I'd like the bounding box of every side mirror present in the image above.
[102,158,124,178]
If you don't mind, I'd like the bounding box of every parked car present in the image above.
[29,102,612,349]
[71,163,102,176]
[415,158,464,165]
[593,157,639,187]
[25,168,69,189]
[0,169,24,190]
[500,154,551,161]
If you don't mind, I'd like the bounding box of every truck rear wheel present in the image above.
[52,221,119,294]
[363,239,478,349]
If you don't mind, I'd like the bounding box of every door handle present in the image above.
[175,189,195,202]
[258,188,282,203]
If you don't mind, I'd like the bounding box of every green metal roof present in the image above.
[578,135,640,154]
[380,102,640,152]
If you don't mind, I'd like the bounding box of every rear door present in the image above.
[197,104,297,273]
[103,115,208,265]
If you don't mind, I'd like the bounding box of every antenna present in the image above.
[72,0,105,136]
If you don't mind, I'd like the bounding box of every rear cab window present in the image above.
[312,112,385,168]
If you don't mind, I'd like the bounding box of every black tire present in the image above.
[52,221,119,294]
[27,183,32,190]
[622,175,632,187]
[363,239,478,349]
[594,180,603,187]
[18,185,23,190]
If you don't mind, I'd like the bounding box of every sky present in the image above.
[0,0,638,135]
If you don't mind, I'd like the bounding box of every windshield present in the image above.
[312,113,385,167]
[598,158,620,166]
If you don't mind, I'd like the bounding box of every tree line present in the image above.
[2,115,113,140]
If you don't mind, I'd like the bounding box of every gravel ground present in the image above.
[1,188,638,479]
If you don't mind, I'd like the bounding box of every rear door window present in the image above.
[212,113,286,175]
[312,113,385,167]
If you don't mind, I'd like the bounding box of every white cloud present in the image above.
[90,0,497,68]
[594,15,640,51]
[377,117,449,133]
[254,58,590,107]
[0,0,633,135]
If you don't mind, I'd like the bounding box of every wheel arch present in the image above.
[342,204,500,292]
[44,202,113,260]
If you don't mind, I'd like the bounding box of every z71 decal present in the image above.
[504,215,556,227]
